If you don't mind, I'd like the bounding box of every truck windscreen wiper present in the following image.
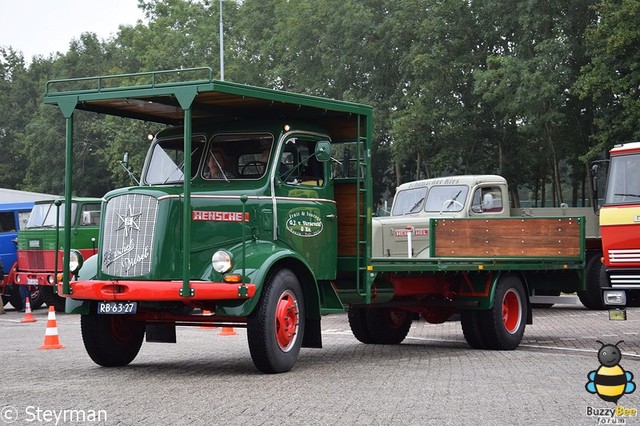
[406,196,425,214]
[446,190,462,209]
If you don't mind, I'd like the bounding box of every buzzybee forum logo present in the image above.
[586,341,635,403]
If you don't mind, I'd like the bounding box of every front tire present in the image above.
[248,268,305,374]
[578,256,606,310]
[28,286,45,310]
[9,284,44,310]
[9,285,23,310]
[81,313,145,367]
[481,275,527,350]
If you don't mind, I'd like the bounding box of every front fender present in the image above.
[211,240,318,317]
[64,254,98,314]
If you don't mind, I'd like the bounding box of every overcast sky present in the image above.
[0,0,145,62]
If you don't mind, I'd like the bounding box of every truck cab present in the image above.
[599,142,640,316]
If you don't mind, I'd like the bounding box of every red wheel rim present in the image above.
[275,290,299,352]
[108,316,138,344]
[502,288,522,334]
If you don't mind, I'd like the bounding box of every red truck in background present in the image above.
[600,142,640,318]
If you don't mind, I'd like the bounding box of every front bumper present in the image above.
[15,271,63,287]
[57,280,256,301]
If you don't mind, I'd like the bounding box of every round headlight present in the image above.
[69,250,84,273]
[212,250,232,273]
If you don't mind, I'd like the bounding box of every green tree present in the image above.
[577,0,640,154]
[0,48,38,189]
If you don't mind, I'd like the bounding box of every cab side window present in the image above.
[0,212,16,232]
[80,203,102,226]
[279,139,324,187]
[472,187,503,213]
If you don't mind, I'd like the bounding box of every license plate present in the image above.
[27,278,39,285]
[97,302,137,315]
[609,308,627,321]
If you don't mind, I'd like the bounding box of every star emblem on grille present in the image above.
[116,205,143,237]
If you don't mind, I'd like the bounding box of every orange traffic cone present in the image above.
[20,297,37,323]
[39,306,64,349]
[199,309,217,329]
[219,326,237,336]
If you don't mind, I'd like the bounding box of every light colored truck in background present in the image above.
[373,174,605,309]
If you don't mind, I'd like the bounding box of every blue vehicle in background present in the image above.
[0,201,34,309]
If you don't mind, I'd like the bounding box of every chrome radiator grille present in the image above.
[101,194,158,277]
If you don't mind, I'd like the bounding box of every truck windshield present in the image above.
[392,187,428,215]
[26,202,77,228]
[145,136,206,184]
[204,133,274,180]
[605,154,640,205]
[424,185,469,213]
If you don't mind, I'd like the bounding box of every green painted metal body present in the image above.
[44,68,371,323]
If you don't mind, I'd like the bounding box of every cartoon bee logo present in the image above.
[586,340,636,403]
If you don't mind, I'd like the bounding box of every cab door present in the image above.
[274,134,337,279]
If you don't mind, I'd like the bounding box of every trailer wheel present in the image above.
[42,286,66,312]
[461,310,488,349]
[81,313,145,367]
[577,256,606,310]
[248,268,304,374]
[365,308,412,344]
[481,275,527,350]
[347,306,375,344]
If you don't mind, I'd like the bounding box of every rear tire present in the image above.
[461,310,488,349]
[248,268,305,374]
[81,313,145,367]
[481,275,527,350]
[365,308,412,344]
[347,306,376,344]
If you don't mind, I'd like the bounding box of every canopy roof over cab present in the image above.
[44,67,371,142]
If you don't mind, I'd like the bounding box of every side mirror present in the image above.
[122,152,130,169]
[315,141,332,162]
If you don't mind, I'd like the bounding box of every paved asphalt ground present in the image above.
[2,302,640,425]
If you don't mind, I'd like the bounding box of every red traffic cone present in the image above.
[219,326,237,336]
[20,297,37,323]
[39,306,64,349]
[199,309,217,329]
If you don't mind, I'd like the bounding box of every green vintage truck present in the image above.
[13,198,101,311]
[45,68,587,373]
